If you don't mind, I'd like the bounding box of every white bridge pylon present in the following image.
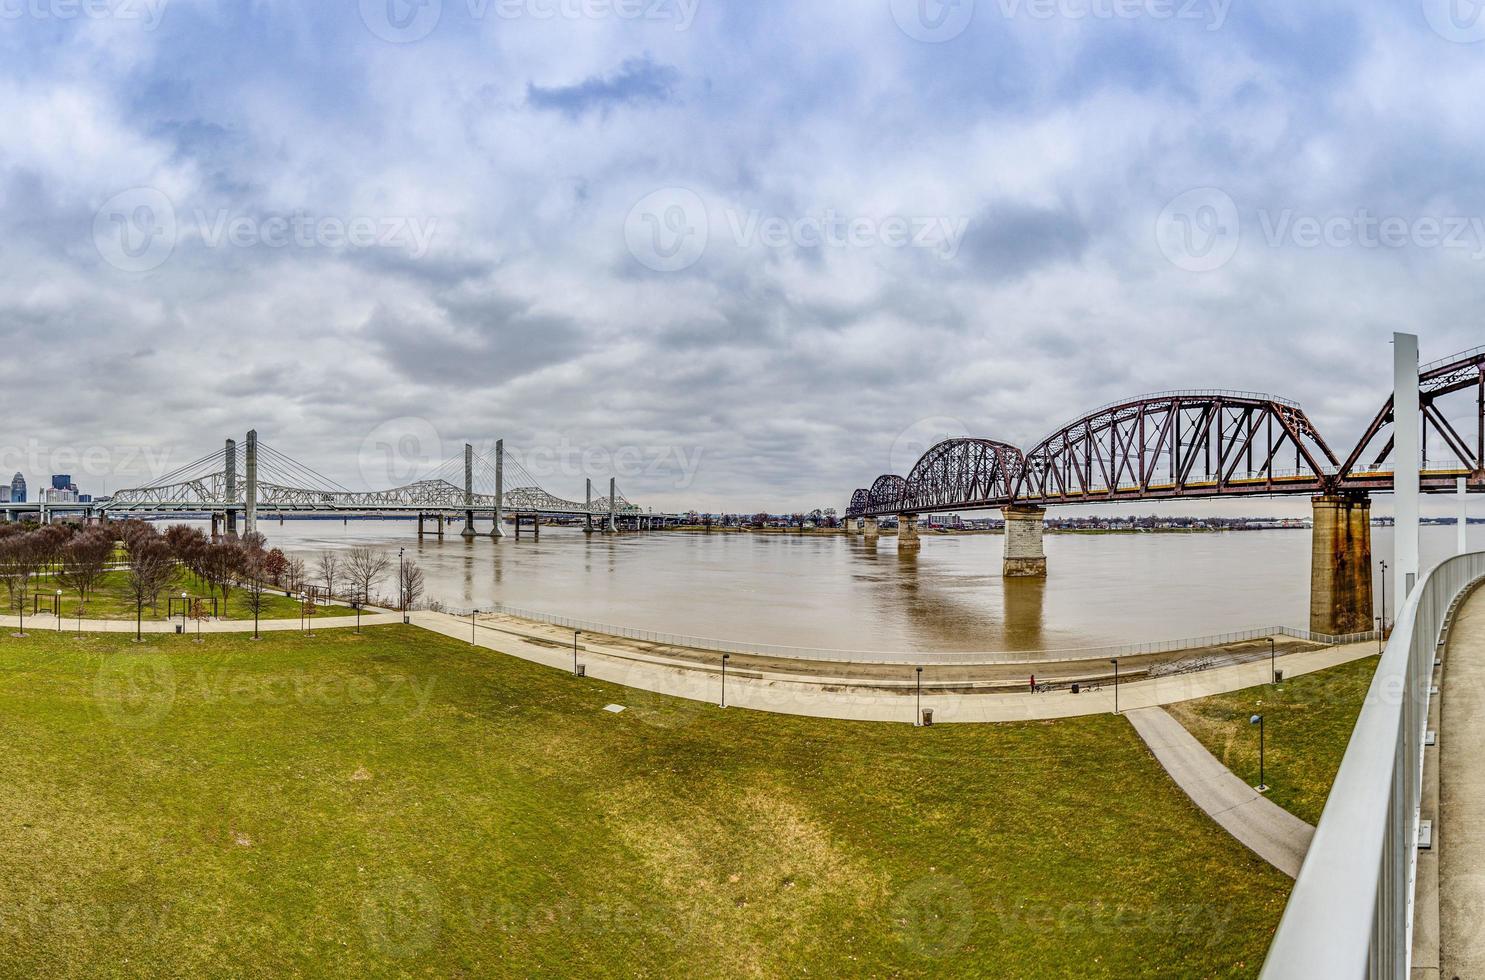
[102,432,646,532]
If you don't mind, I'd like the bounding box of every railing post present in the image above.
[1395,332,1420,618]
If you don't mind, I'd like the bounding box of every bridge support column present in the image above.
[607,478,617,534]
[585,479,594,534]
[1309,492,1373,636]
[462,443,476,538]
[245,429,258,538]
[863,517,879,539]
[436,514,444,538]
[898,514,920,550]
[491,439,506,538]
[224,438,238,537]
[1002,505,1048,578]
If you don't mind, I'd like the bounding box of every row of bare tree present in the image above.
[0,521,428,624]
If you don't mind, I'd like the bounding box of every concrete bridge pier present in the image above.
[224,438,238,537]
[586,479,595,534]
[1002,504,1048,577]
[1309,492,1374,635]
[898,514,920,550]
[461,443,476,538]
[863,517,879,540]
[490,439,506,539]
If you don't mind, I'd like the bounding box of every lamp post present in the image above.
[471,609,478,646]
[1110,658,1120,714]
[181,592,188,634]
[916,666,923,726]
[1376,616,1384,654]
[399,547,407,624]
[721,653,730,708]
[1250,714,1267,792]
[1379,560,1388,633]
[355,594,362,635]
[573,630,581,676]
[136,596,143,642]
[1267,637,1277,685]
[55,590,61,632]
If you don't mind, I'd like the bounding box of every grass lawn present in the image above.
[30,569,358,622]
[1165,655,1379,825]
[0,626,1292,977]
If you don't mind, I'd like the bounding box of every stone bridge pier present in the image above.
[898,514,920,550]
[1310,492,1374,635]
[863,517,879,539]
[1003,504,1048,578]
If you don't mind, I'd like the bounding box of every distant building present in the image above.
[42,488,79,504]
[0,486,9,503]
[10,473,25,503]
[51,474,73,491]
[78,494,92,504]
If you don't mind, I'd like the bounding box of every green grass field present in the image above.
[28,569,358,622]
[0,626,1293,977]
[1165,655,1379,824]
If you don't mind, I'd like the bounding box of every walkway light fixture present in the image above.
[55,590,61,632]
[1376,616,1384,653]
[1379,560,1389,633]
[471,608,478,646]
[1250,714,1267,792]
[916,666,923,726]
[1267,637,1277,685]
[721,653,730,708]
[1110,658,1120,714]
[573,630,581,677]
[181,591,188,634]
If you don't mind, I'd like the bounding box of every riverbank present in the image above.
[0,625,1290,975]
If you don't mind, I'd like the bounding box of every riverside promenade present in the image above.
[0,605,1374,724]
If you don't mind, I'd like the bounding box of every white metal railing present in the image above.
[1262,550,1485,977]
[459,602,1373,667]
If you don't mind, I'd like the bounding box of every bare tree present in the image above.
[56,529,114,613]
[239,549,269,638]
[200,539,244,612]
[0,529,45,628]
[344,547,391,605]
[284,557,306,595]
[400,558,426,612]
[124,533,176,638]
[316,552,341,602]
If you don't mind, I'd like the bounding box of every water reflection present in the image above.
[175,520,1473,654]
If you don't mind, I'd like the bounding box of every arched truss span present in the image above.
[867,474,908,513]
[1339,347,1485,490]
[1016,391,1340,504]
[900,439,1025,513]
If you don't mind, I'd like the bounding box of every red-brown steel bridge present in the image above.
[846,346,1485,519]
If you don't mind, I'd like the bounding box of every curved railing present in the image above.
[1262,550,1485,977]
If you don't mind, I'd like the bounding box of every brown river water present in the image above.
[216,520,1470,656]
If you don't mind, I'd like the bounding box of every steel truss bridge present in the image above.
[846,346,1485,519]
[26,436,651,534]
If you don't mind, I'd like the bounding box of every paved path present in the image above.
[415,610,1377,725]
[1439,588,1485,978]
[1125,706,1314,877]
[0,610,403,634]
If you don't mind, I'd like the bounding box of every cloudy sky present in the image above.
[2,0,1483,513]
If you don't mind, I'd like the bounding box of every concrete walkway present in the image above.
[1438,588,1485,979]
[0,610,403,634]
[414,610,1378,725]
[1126,706,1314,877]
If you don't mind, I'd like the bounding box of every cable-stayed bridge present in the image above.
[9,436,652,536]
